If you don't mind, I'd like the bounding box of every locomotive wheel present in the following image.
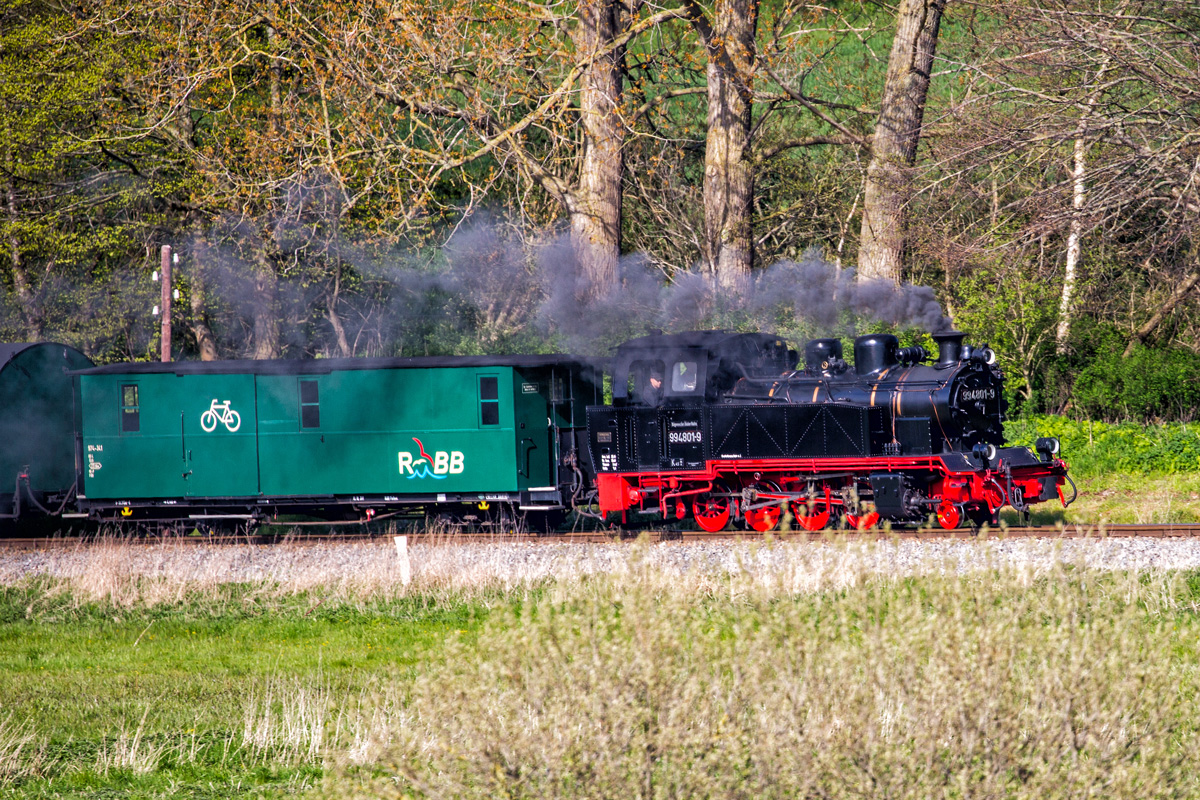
[791,486,833,532]
[743,482,785,532]
[693,487,732,532]
[935,501,962,530]
[844,510,881,531]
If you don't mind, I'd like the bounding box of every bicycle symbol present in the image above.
[200,399,241,432]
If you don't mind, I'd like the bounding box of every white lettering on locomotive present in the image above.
[667,431,703,444]
[960,388,996,401]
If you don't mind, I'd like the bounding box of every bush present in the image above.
[1071,339,1200,422]
[1006,415,1200,477]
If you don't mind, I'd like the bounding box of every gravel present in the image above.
[4,537,1200,593]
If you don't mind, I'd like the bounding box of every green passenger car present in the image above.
[73,355,600,522]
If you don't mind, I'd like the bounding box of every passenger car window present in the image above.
[479,376,500,426]
[120,384,140,433]
[299,379,320,429]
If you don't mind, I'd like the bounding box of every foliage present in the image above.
[1071,340,1200,423]
[0,0,1197,417]
[1006,414,1200,477]
[0,0,172,357]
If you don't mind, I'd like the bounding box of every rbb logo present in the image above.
[398,437,464,479]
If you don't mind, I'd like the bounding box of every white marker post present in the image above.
[394,535,411,585]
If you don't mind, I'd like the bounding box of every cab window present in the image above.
[628,360,665,406]
[670,361,699,393]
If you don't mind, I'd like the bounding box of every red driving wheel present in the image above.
[744,482,785,532]
[693,486,732,532]
[791,485,833,531]
[845,510,881,531]
[936,500,962,530]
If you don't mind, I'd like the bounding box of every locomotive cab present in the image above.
[611,331,796,407]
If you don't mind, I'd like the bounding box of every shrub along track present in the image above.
[3,523,1200,549]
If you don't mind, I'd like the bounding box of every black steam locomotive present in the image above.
[585,330,1072,530]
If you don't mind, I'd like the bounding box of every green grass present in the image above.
[1011,471,1200,526]
[1001,415,1200,525]
[0,586,489,798]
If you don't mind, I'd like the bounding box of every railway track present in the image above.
[3,523,1200,550]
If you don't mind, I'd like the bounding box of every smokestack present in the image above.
[932,330,966,366]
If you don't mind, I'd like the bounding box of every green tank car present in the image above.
[0,343,94,522]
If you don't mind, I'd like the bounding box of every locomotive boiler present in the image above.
[585,330,1072,531]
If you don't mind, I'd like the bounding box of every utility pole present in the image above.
[160,245,172,362]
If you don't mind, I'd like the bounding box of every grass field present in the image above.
[0,583,491,798]
[5,539,1200,798]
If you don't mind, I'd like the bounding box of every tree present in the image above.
[288,0,689,301]
[0,0,175,355]
[569,0,630,294]
[687,0,759,287]
[937,0,1200,356]
[857,0,948,283]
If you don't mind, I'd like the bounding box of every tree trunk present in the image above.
[569,0,625,298]
[702,0,757,288]
[857,0,946,283]
[326,266,352,357]
[189,286,219,362]
[188,236,219,361]
[1053,54,1111,353]
[251,25,284,360]
[1056,135,1087,354]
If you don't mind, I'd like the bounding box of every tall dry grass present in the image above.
[241,677,331,765]
[94,709,165,776]
[7,530,1173,612]
[0,714,43,785]
[329,565,1200,799]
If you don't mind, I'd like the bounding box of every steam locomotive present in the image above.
[0,328,1070,532]
[584,329,1073,530]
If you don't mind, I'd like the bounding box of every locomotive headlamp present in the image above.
[1035,437,1060,461]
[972,442,997,466]
[970,346,997,365]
